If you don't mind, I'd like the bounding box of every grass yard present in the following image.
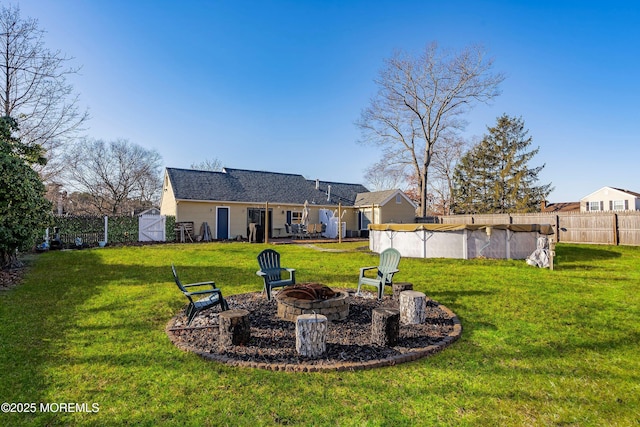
[1,241,639,426]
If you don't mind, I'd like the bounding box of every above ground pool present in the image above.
[369,223,554,259]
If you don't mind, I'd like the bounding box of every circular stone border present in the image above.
[166,292,462,372]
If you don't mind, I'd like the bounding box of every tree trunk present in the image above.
[295,314,327,358]
[420,168,428,217]
[371,308,400,347]
[1,252,21,270]
[400,290,428,325]
[219,309,251,351]
[392,282,414,301]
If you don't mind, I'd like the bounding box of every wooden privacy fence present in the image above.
[439,211,640,246]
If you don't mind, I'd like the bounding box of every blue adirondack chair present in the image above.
[256,249,296,300]
[357,248,401,300]
[171,264,229,325]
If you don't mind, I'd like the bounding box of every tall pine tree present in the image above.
[452,115,552,213]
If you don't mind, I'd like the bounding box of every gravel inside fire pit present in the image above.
[167,289,457,368]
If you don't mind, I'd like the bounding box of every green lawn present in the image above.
[1,242,639,426]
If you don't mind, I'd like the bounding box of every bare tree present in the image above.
[357,42,504,217]
[190,158,223,171]
[429,134,470,215]
[363,160,408,191]
[0,5,88,182]
[64,139,162,215]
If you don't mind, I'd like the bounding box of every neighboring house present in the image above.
[580,186,640,212]
[139,207,161,216]
[160,167,414,240]
[354,189,418,234]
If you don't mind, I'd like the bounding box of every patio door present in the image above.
[359,210,372,237]
[247,208,272,242]
[216,207,229,239]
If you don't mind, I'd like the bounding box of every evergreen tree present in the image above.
[452,115,552,214]
[452,137,495,213]
[0,116,51,269]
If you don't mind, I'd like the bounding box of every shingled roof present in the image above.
[541,201,580,212]
[612,187,640,198]
[309,179,370,205]
[355,189,399,206]
[353,189,418,208]
[166,167,369,206]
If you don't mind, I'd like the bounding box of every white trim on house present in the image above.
[378,190,418,209]
[173,198,346,210]
[354,189,417,209]
[215,206,230,239]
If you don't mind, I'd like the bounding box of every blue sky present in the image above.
[16,0,640,203]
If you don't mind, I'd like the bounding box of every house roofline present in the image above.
[174,199,359,209]
[379,190,417,208]
[580,186,640,201]
[354,189,418,209]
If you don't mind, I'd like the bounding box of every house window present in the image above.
[612,200,626,211]
[360,210,372,230]
[290,211,302,223]
[588,201,601,211]
[396,194,402,204]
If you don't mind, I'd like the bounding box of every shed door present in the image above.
[138,215,166,242]
[216,207,229,239]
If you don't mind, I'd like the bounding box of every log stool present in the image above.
[392,282,414,301]
[219,309,251,351]
[400,290,428,325]
[295,313,328,358]
[371,308,400,346]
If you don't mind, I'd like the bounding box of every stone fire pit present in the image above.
[275,283,349,321]
[166,290,462,372]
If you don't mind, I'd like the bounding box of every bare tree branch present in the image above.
[363,160,408,192]
[357,42,504,216]
[0,5,88,182]
[190,158,223,171]
[63,139,162,215]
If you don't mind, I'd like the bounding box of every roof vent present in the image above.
[315,179,320,190]
[327,185,331,202]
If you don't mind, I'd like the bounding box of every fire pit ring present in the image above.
[275,283,349,322]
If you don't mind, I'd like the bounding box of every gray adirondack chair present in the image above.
[357,248,401,300]
[171,264,229,325]
[256,249,296,300]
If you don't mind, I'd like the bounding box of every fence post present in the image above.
[613,213,618,246]
[338,203,342,243]
[265,201,269,244]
